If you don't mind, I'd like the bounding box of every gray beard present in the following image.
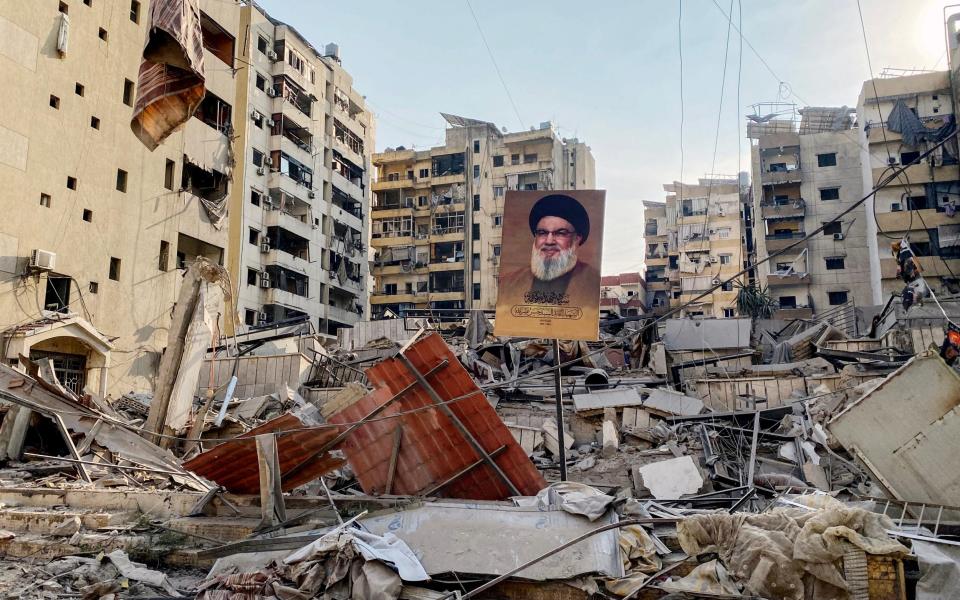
[531,246,577,281]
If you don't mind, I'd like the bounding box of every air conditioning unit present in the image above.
[708,255,719,264]
[266,118,275,128]
[259,273,271,288]
[250,110,261,120]
[257,311,268,323]
[891,203,903,212]
[267,49,279,62]
[264,156,274,167]
[30,249,56,271]
[260,242,271,253]
[266,87,278,98]
[712,278,722,285]
[833,233,845,241]
[308,191,316,199]
[257,166,266,175]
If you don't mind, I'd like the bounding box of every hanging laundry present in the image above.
[946,202,957,218]
[130,0,206,150]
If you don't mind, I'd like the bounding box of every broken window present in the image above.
[245,308,257,325]
[828,290,848,305]
[907,195,930,210]
[432,212,464,235]
[199,11,234,67]
[275,151,313,187]
[256,73,266,91]
[823,221,842,236]
[180,158,228,201]
[820,187,840,201]
[817,152,837,167]
[257,36,268,54]
[825,256,845,270]
[432,153,465,177]
[247,268,258,286]
[177,232,223,267]
[44,276,71,312]
[40,193,51,208]
[159,240,170,271]
[88,281,98,294]
[901,151,920,165]
[779,295,797,308]
[249,228,259,245]
[195,91,233,134]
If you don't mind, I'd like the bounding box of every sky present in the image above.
[258,0,952,275]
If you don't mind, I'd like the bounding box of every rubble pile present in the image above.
[1,293,959,599]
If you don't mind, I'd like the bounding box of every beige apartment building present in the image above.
[660,179,746,319]
[0,0,243,395]
[229,4,373,337]
[642,201,670,314]
[369,116,595,317]
[748,107,873,318]
[857,71,960,305]
[0,1,372,397]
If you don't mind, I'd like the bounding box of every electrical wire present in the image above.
[472,132,960,392]
[464,0,524,130]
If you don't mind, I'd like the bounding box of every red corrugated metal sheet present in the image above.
[182,414,343,494]
[328,333,545,500]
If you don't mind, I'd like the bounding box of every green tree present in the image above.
[734,280,777,319]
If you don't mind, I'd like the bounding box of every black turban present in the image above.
[528,194,590,243]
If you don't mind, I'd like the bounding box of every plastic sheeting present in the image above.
[886,99,957,148]
[677,498,908,600]
[914,540,960,600]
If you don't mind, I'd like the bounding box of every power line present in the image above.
[464,0,524,130]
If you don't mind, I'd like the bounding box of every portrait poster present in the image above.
[494,190,605,341]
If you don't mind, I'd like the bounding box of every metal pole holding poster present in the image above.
[552,338,568,481]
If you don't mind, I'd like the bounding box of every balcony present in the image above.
[765,232,806,252]
[773,307,814,320]
[371,291,418,305]
[872,163,958,187]
[268,171,313,202]
[761,170,802,186]
[332,170,365,202]
[327,304,360,324]
[761,200,805,220]
[875,207,956,232]
[262,248,309,274]
[767,272,810,287]
[370,233,413,248]
[270,131,312,169]
[265,287,315,315]
[680,237,710,252]
[263,209,315,242]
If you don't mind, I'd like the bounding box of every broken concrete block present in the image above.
[51,516,81,537]
[601,419,619,459]
[635,456,704,499]
[576,456,596,471]
[541,419,574,458]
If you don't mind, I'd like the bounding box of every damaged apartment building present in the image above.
[369,115,595,317]
[229,4,373,336]
[0,0,372,395]
[747,105,874,319]
[656,178,748,319]
[858,68,960,305]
